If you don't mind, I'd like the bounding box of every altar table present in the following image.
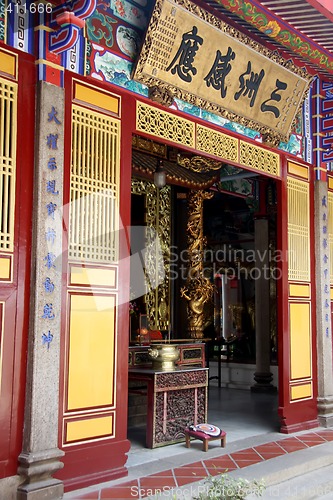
[128,367,208,448]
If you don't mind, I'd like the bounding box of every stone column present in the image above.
[315,181,333,427]
[251,217,276,393]
[17,82,65,499]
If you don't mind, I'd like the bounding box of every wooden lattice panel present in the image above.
[287,178,310,282]
[328,191,333,283]
[131,179,171,330]
[239,141,280,177]
[69,105,120,262]
[0,78,17,252]
[136,102,195,147]
[196,124,238,162]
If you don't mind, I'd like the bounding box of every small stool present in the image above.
[184,426,226,452]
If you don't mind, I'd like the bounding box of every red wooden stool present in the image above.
[184,425,226,452]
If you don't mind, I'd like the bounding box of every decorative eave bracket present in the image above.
[49,0,96,55]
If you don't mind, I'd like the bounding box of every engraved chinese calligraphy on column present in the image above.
[39,100,64,351]
[322,195,331,338]
[41,105,62,349]
[17,83,65,496]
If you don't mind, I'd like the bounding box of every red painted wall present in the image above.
[0,45,35,478]
[56,72,134,491]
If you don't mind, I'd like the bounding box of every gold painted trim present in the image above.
[131,179,171,330]
[289,283,310,298]
[0,48,17,79]
[0,256,12,281]
[287,178,310,282]
[314,167,327,172]
[287,162,309,180]
[328,177,333,191]
[67,294,116,411]
[35,59,64,71]
[69,265,117,288]
[34,25,54,32]
[0,77,17,253]
[328,191,333,282]
[239,141,281,178]
[195,124,239,163]
[65,413,114,443]
[330,288,333,301]
[289,302,312,380]
[136,101,195,147]
[290,382,312,401]
[73,81,120,116]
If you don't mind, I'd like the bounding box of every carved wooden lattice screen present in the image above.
[287,177,310,282]
[0,77,17,252]
[62,87,121,449]
[287,165,313,405]
[69,105,120,262]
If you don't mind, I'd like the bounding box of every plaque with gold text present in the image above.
[133,0,312,142]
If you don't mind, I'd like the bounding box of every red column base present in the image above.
[57,438,131,492]
[280,419,319,434]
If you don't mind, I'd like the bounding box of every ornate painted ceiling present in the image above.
[205,0,333,80]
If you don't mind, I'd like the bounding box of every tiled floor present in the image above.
[66,429,333,499]
[126,385,280,469]
[65,387,333,499]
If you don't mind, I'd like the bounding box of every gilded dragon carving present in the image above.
[181,190,214,339]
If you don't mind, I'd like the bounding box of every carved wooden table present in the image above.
[128,367,208,448]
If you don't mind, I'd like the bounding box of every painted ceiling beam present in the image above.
[212,0,333,78]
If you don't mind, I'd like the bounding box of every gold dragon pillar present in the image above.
[181,190,213,339]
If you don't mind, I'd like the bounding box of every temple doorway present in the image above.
[127,139,280,447]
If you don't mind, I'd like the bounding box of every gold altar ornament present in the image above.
[181,190,214,339]
[148,344,180,371]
